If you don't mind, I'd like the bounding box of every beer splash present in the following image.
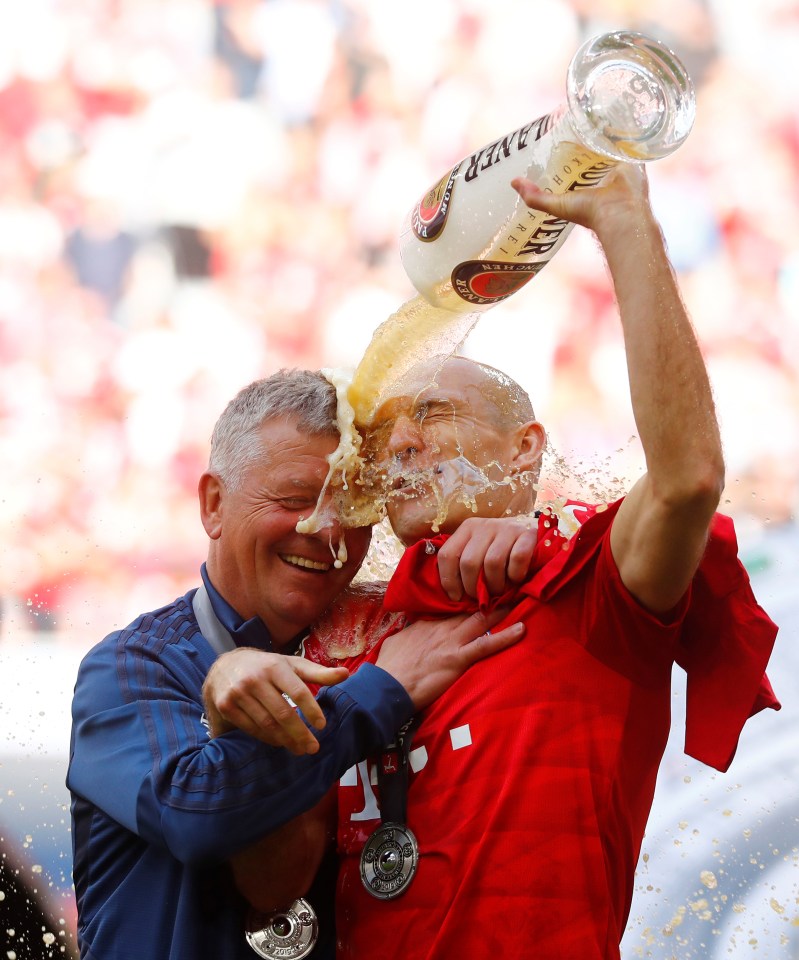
[347,294,480,427]
[296,294,482,552]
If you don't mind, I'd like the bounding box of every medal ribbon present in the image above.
[376,716,420,827]
[360,718,422,900]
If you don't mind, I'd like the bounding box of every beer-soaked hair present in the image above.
[209,370,337,490]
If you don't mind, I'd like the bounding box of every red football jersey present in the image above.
[307,502,778,960]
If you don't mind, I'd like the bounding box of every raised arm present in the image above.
[512,166,724,612]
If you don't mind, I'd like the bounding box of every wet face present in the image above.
[362,358,543,546]
[200,417,372,649]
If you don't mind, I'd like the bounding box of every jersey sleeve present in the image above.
[67,618,413,866]
[525,500,780,772]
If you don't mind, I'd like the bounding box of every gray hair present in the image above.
[209,369,338,489]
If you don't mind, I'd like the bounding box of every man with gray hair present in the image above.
[67,368,526,960]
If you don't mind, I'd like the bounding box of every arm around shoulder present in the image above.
[68,629,414,865]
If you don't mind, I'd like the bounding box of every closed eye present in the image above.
[415,398,455,424]
[280,497,319,510]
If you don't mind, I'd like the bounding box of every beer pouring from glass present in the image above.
[399,30,696,313]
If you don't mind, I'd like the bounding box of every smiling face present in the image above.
[362,357,545,546]
[200,416,372,650]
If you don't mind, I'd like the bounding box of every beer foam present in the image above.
[295,367,365,536]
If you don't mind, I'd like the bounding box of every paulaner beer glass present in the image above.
[399,30,696,312]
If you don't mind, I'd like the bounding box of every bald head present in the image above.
[386,355,535,427]
[443,356,535,429]
[362,354,546,545]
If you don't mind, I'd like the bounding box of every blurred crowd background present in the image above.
[0,1,796,957]
[1,0,798,636]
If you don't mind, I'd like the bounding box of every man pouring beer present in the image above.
[216,161,780,960]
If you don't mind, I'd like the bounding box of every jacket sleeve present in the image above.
[67,625,412,866]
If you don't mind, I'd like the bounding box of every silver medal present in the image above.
[360,822,419,900]
[245,898,318,959]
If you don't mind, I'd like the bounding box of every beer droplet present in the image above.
[700,870,718,889]
[662,906,686,936]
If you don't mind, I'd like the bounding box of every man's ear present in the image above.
[199,472,224,540]
[510,420,546,475]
